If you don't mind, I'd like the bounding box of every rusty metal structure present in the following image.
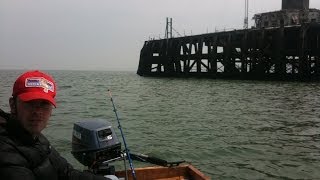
[137,0,320,80]
[254,0,320,29]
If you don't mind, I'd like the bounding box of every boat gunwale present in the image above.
[115,164,210,180]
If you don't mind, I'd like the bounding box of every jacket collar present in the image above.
[0,109,37,145]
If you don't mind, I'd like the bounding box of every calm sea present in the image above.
[1,70,320,179]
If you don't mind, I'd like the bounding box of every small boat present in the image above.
[115,164,210,180]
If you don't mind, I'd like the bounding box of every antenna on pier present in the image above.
[244,0,249,29]
[165,17,173,39]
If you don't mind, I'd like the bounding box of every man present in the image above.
[0,70,115,180]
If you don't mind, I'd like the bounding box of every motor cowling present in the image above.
[71,119,122,167]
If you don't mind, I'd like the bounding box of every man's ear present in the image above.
[9,97,16,114]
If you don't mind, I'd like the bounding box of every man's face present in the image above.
[13,97,53,135]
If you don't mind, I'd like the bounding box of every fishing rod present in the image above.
[107,89,137,180]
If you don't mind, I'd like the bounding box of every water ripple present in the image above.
[1,70,320,179]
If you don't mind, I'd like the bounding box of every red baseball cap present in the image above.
[12,70,57,107]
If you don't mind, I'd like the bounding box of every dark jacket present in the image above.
[0,109,109,180]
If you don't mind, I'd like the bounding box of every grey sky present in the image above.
[1,0,319,71]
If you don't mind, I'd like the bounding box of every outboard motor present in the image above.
[71,119,122,175]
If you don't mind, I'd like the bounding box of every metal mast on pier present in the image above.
[165,17,173,39]
[244,0,249,29]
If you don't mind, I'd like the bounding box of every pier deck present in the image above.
[137,23,320,81]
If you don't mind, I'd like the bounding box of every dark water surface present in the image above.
[1,70,320,179]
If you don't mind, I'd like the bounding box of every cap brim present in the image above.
[18,92,56,108]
